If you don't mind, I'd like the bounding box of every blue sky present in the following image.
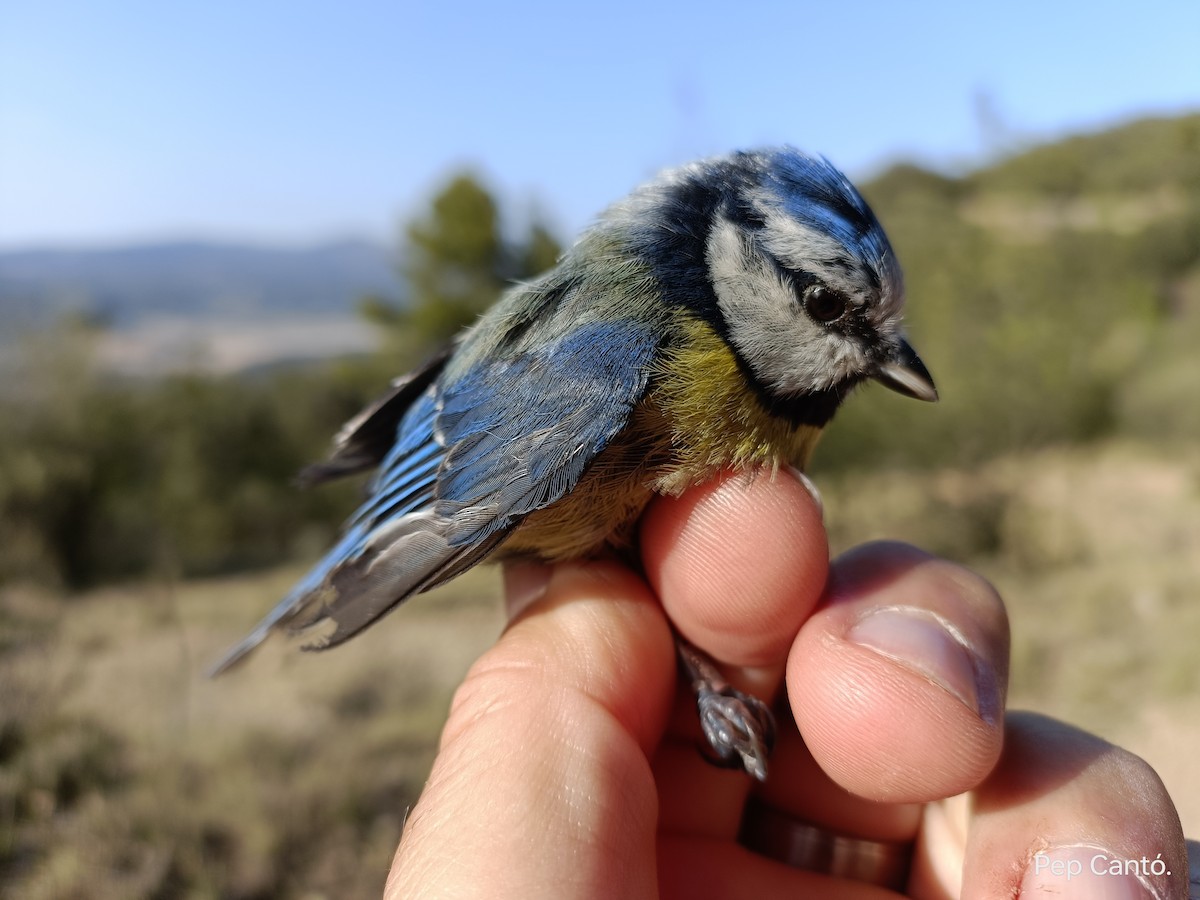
[2,0,1198,248]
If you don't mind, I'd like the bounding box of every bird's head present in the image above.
[614,147,937,425]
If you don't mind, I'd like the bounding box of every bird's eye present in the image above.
[803,285,848,323]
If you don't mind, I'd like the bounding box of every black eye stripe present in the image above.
[818,256,856,275]
[766,258,882,343]
[726,198,767,231]
[768,261,818,304]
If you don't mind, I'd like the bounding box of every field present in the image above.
[2,438,1197,898]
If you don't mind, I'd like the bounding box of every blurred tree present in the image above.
[0,321,370,589]
[518,220,563,277]
[362,173,562,355]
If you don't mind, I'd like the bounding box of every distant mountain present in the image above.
[0,238,403,333]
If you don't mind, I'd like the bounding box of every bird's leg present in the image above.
[675,635,777,781]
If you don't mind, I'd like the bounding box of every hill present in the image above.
[815,112,1200,472]
[0,239,403,373]
[0,238,400,326]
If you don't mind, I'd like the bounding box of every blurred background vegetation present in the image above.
[2,114,1199,897]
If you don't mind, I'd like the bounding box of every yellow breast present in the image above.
[503,317,824,562]
[648,317,824,494]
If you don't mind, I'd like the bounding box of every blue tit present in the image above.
[209,147,937,779]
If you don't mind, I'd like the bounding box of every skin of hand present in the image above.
[386,469,1191,900]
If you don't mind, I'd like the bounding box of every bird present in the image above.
[208,147,938,780]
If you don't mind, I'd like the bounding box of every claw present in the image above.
[676,635,777,781]
[696,686,776,780]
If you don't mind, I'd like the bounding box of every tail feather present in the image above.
[205,521,369,676]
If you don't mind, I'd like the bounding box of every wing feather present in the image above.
[296,346,452,486]
[209,307,660,676]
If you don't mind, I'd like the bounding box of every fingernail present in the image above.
[503,561,551,618]
[786,466,824,518]
[848,606,996,723]
[1021,845,1164,899]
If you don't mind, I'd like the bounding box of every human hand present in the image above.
[386,470,1190,899]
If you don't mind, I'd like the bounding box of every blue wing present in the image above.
[208,317,659,675]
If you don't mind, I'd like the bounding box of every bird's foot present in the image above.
[676,636,777,781]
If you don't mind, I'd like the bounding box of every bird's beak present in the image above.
[873,338,939,402]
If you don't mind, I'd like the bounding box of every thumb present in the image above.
[387,560,674,900]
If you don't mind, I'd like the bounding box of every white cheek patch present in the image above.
[706,217,870,395]
[750,198,906,326]
[759,208,871,301]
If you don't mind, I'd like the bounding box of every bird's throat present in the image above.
[649,318,827,493]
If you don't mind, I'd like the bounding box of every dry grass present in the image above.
[2,439,1196,898]
[1,566,503,899]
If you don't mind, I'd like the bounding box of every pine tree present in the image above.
[362,173,562,353]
